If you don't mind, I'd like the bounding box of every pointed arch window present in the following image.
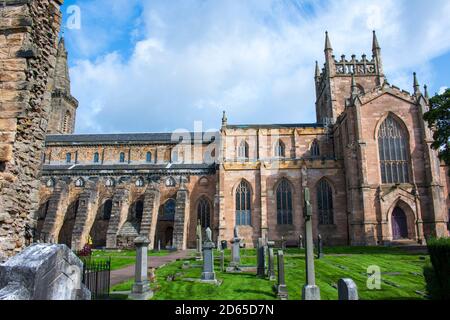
[310,140,320,157]
[146,152,152,163]
[378,115,410,184]
[238,141,249,161]
[197,197,211,228]
[66,153,71,163]
[119,152,125,163]
[276,180,293,225]
[93,152,99,163]
[317,179,334,225]
[103,200,113,220]
[235,180,251,225]
[275,140,286,158]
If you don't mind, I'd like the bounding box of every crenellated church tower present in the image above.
[315,31,385,124]
[47,38,78,134]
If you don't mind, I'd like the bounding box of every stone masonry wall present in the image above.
[0,0,64,262]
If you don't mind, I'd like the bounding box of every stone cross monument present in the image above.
[129,237,153,300]
[196,220,203,261]
[302,187,320,300]
[201,228,217,284]
[230,226,241,267]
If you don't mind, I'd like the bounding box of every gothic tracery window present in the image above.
[317,179,334,225]
[275,140,286,158]
[276,179,293,225]
[310,140,320,157]
[238,141,249,161]
[197,197,211,228]
[378,115,410,184]
[235,180,251,226]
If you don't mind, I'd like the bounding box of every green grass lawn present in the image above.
[110,246,430,300]
[88,249,171,271]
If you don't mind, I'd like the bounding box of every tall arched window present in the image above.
[146,152,152,163]
[274,140,286,158]
[378,115,410,184]
[135,200,144,220]
[197,197,211,228]
[162,199,176,220]
[93,152,99,163]
[238,141,249,160]
[119,152,125,163]
[276,180,293,225]
[235,180,251,225]
[317,179,334,225]
[63,111,71,133]
[310,140,320,157]
[66,153,71,163]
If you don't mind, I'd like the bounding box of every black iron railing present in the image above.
[80,257,111,300]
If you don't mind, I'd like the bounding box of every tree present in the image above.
[423,88,450,175]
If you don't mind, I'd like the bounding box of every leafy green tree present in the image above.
[424,88,450,175]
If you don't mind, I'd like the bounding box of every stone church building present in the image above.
[35,32,449,251]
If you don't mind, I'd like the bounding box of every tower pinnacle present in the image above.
[315,61,320,79]
[324,31,333,52]
[413,72,421,95]
[372,30,381,54]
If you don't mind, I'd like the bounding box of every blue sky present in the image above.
[60,0,450,134]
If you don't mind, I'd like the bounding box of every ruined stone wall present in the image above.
[0,0,64,262]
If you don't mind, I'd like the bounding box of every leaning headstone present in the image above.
[298,234,303,249]
[0,244,90,300]
[129,237,153,300]
[338,278,358,300]
[257,238,266,277]
[267,241,276,281]
[201,228,217,284]
[317,234,324,259]
[276,250,288,300]
[229,226,241,268]
[196,220,203,261]
[302,187,321,300]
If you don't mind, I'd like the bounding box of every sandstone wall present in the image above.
[0,0,64,262]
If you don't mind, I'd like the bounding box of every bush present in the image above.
[425,237,450,300]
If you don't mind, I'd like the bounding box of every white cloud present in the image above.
[68,0,450,133]
[439,87,448,95]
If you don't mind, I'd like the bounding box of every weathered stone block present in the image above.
[0,243,91,300]
[0,144,13,161]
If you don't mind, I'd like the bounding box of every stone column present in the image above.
[106,187,130,249]
[302,187,320,300]
[276,250,288,300]
[128,237,153,300]
[201,228,217,284]
[172,188,188,250]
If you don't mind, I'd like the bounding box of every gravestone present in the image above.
[267,241,276,281]
[201,228,217,284]
[338,278,359,300]
[302,187,321,300]
[196,220,203,261]
[276,250,288,300]
[128,237,153,300]
[298,234,303,249]
[157,240,161,252]
[317,234,324,259]
[220,250,225,272]
[257,238,266,277]
[0,244,90,300]
[229,226,241,268]
[281,236,286,250]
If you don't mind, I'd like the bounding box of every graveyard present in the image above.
[109,246,430,300]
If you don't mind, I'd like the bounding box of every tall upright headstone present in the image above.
[257,238,266,277]
[157,240,161,252]
[220,250,225,272]
[196,220,203,261]
[201,228,217,283]
[317,234,324,259]
[230,226,241,267]
[298,234,303,249]
[267,241,276,281]
[276,250,288,300]
[129,237,153,300]
[338,278,359,300]
[302,187,321,300]
[281,236,286,250]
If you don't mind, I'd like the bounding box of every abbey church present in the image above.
[35,31,450,251]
